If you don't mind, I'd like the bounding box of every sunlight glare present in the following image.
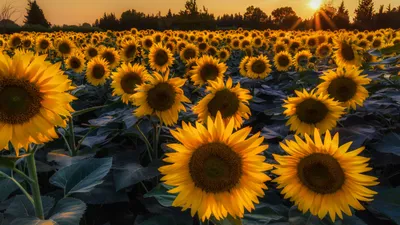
[309,0,322,10]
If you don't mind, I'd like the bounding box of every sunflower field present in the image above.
[0,28,400,225]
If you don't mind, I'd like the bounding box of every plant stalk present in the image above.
[26,153,45,220]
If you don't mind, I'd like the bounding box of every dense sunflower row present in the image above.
[0,28,398,223]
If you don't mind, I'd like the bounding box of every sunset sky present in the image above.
[7,0,398,26]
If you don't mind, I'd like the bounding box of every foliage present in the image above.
[24,0,51,28]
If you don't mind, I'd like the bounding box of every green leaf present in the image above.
[144,184,175,207]
[369,186,400,224]
[243,203,287,225]
[380,43,400,55]
[49,198,86,225]
[138,215,176,225]
[0,177,19,202]
[0,155,26,169]
[10,217,58,225]
[49,157,112,196]
[210,215,242,225]
[5,195,55,218]
[371,132,400,156]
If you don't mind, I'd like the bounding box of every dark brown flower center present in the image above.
[144,39,153,48]
[296,98,329,124]
[120,72,143,94]
[327,77,357,102]
[297,153,345,194]
[88,48,98,58]
[69,57,81,69]
[102,51,116,65]
[189,142,242,193]
[58,42,71,54]
[199,63,220,82]
[154,49,169,66]
[182,48,196,60]
[0,79,43,124]
[207,89,240,118]
[92,64,106,79]
[11,37,21,47]
[340,42,355,61]
[39,40,49,50]
[124,44,137,59]
[278,55,290,67]
[146,82,176,111]
[251,60,267,74]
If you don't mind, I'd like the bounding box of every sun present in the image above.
[309,0,322,10]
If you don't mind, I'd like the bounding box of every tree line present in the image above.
[1,0,400,33]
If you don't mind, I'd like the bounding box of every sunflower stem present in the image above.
[26,152,45,220]
[135,122,153,162]
[68,118,77,156]
[0,171,34,205]
[13,168,35,184]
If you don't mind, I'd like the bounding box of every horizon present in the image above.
[7,0,398,26]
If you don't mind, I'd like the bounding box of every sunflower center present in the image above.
[40,40,49,50]
[88,48,98,58]
[340,42,355,61]
[92,64,106,79]
[318,46,330,57]
[308,39,316,47]
[207,89,239,118]
[278,55,290,67]
[255,39,262,45]
[154,50,169,66]
[189,142,242,193]
[207,47,217,56]
[276,45,285,53]
[372,40,381,48]
[58,42,71,54]
[183,48,196,60]
[199,63,219,82]
[12,37,21,47]
[220,51,227,59]
[298,56,309,67]
[23,40,32,48]
[297,153,345,194]
[290,42,300,51]
[296,98,329,124]
[144,39,153,48]
[327,77,357,102]
[124,45,137,58]
[121,72,143,94]
[0,79,43,124]
[251,60,267,74]
[70,57,81,69]
[147,82,176,111]
[102,51,116,65]
[199,43,207,51]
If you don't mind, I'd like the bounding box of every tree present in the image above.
[96,13,119,30]
[1,0,21,33]
[354,0,374,30]
[271,7,300,29]
[24,0,51,28]
[244,6,270,29]
[333,0,350,29]
[167,9,173,18]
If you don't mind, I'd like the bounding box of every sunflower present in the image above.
[246,55,272,79]
[0,50,75,155]
[8,33,22,49]
[185,58,198,78]
[159,112,272,221]
[273,128,378,221]
[120,40,138,62]
[273,41,288,54]
[131,71,190,126]
[198,42,209,53]
[230,39,240,50]
[252,37,264,48]
[371,37,385,49]
[35,36,52,53]
[283,89,345,135]
[289,40,302,53]
[165,41,176,54]
[55,37,75,57]
[180,44,199,63]
[239,56,250,77]
[316,66,371,110]
[294,50,312,72]
[99,47,120,69]
[86,57,111,86]
[333,35,363,67]
[306,36,318,49]
[111,63,149,104]
[148,44,174,73]
[274,51,293,72]
[84,45,99,60]
[141,37,154,50]
[193,78,251,129]
[66,52,85,73]
[218,48,230,62]
[316,43,332,58]
[21,37,34,50]
[191,55,227,86]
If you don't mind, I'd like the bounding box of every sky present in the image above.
[5,0,399,26]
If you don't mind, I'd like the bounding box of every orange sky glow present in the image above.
[6,0,399,26]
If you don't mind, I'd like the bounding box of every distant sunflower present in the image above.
[35,36,52,53]
[165,41,176,54]
[334,35,363,67]
[274,51,293,72]
[198,42,209,53]
[306,36,318,49]
[239,39,251,49]
[193,77,252,129]
[131,71,190,126]
[86,57,111,86]
[8,33,22,49]
[120,40,138,62]
[294,50,312,72]
[149,44,174,73]
[66,52,85,73]
[84,45,99,60]
[371,37,385,49]
[180,43,198,63]
[230,39,240,50]
[206,46,218,57]
[273,128,378,221]
[252,37,264,48]
[283,89,345,135]
[159,112,272,221]
[99,47,120,69]
[55,37,75,57]
[191,55,227,86]
[316,43,332,58]
[246,55,272,79]
[273,41,288,54]
[218,48,230,62]
[316,66,371,110]
[141,37,154,50]
[111,63,149,104]
[0,50,75,155]
[289,40,302,53]
[21,37,34,50]
[239,56,250,77]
